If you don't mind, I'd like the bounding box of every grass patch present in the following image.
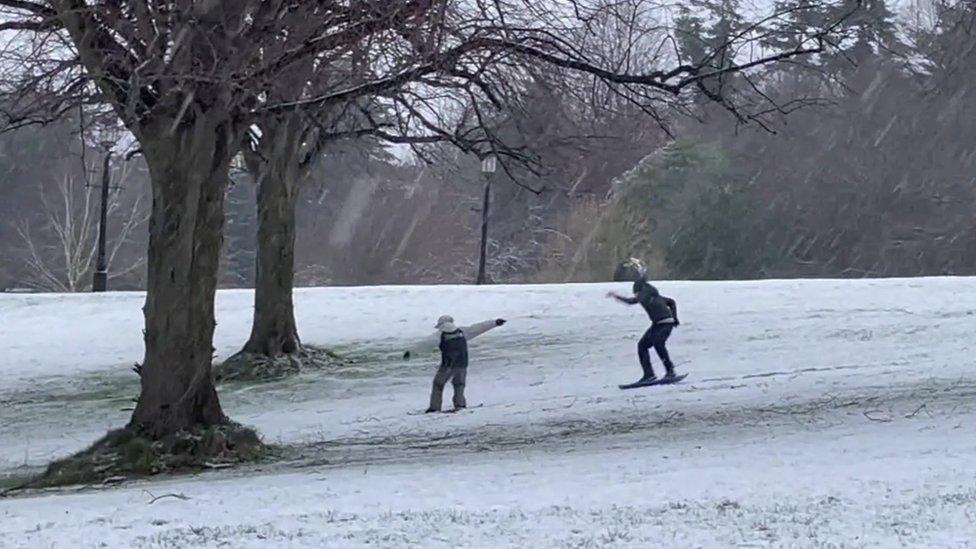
[0,472,34,495]
[1,371,137,409]
[8,423,269,492]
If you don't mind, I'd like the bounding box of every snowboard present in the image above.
[619,373,687,390]
[409,403,484,416]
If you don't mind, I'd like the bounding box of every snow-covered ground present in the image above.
[2,278,976,548]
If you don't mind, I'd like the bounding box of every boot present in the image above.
[639,366,656,383]
[663,362,677,380]
[638,372,657,384]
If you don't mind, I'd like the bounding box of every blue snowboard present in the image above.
[619,373,687,390]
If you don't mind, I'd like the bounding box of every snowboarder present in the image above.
[426,315,474,413]
[607,275,680,384]
[402,317,506,360]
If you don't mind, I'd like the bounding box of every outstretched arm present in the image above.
[462,318,507,340]
[402,318,507,359]
[606,291,639,305]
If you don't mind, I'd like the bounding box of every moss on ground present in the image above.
[16,423,268,491]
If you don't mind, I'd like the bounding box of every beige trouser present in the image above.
[428,365,467,411]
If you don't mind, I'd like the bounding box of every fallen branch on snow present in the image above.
[144,490,191,504]
[905,403,932,419]
[863,410,893,423]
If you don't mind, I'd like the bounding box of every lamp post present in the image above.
[92,142,113,292]
[476,155,497,285]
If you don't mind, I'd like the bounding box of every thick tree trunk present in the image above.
[129,119,236,438]
[238,114,307,359]
[241,165,301,357]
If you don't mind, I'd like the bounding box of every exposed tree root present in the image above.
[214,345,348,383]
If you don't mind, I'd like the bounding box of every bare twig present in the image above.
[863,410,893,423]
[143,490,191,504]
[905,403,931,419]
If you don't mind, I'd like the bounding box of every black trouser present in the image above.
[638,323,674,379]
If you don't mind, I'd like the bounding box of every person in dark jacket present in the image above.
[426,315,470,412]
[607,277,680,382]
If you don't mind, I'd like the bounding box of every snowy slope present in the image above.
[2,278,976,548]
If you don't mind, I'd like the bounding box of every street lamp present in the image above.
[476,155,497,285]
[92,141,114,292]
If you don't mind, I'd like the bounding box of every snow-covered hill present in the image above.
[2,278,975,547]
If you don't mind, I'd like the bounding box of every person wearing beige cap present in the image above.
[425,314,506,413]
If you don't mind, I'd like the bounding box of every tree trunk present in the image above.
[241,166,301,356]
[129,119,236,438]
[240,116,304,358]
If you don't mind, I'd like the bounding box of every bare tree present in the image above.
[15,173,98,292]
[14,160,146,292]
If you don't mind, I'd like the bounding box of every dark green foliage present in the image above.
[666,176,768,279]
[595,139,767,280]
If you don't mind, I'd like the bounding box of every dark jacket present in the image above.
[627,280,678,325]
[439,329,469,368]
